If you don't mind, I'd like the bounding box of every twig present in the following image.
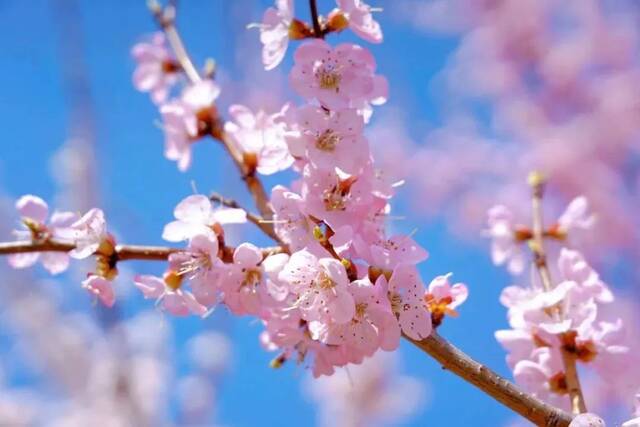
[148,1,277,240]
[0,239,284,263]
[148,0,201,84]
[405,333,574,427]
[209,193,284,245]
[308,0,323,38]
[216,133,275,223]
[528,171,587,415]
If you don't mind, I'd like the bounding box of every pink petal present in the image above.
[40,252,70,275]
[82,275,115,307]
[163,292,190,316]
[211,207,247,225]
[8,253,40,269]
[16,195,48,223]
[319,258,349,287]
[233,243,263,267]
[327,287,355,324]
[173,195,212,223]
[180,291,208,316]
[133,275,165,298]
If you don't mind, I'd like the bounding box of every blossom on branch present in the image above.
[290,39,388,112]
[224,104,294,175]
[9,195,77,274]
[132,32,180,104]
[334,0,383,44]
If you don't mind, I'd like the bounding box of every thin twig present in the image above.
[308,0,323,38]
[528,171,587,415]
[148,1,277,241]
[148,0,201,84]
[405,333,574,427]
[216,133,275,222]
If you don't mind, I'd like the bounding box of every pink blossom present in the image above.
[160,101,194,171]
[162,194,246,242]
[425,273,468,323]
[58,208,108,259]
[290,39,387,111]
[557,248,613,303]
[222,243,288,315]
[376,265,431,341]
[224,104,294,175]
[8,195,77,274]
[557,196,596,235]
[131,32,180,104]
[133,273,207,317]
[369,234,428,271]
[309,278,399,355]
[270,185,315,250]
[160,80,221,171]
[300,165,375,231]
[279,249,355,323]
[82,274,115,307]
[289,105,368,174]
[172,233,223,306]
[336,0,383,44]
[512,347,569,410]
[256,0,294,71]
[485,205,527,274]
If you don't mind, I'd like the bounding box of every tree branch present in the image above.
[215,132,275,223]
[0,239,284,263]
[148,0,201,84]
[528,172,587,415]
[405,333,574,427]
[308,0,323,38]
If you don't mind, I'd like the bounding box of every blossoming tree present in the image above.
[1,1,639,426]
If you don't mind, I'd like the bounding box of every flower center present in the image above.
[315,129,340,152]
[178,252,212,279]
[389,292,403,314]
[316,67,341,91]
[161,59,180,74]
[355,302,368,318]
[322,186,347,211]
[315,271,336,290]
[164,271,183,291]
[548,372,568,395]
[243,268,262,288]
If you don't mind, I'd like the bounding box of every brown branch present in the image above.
[308,0,324,38]
[528,172,587,415]
[0,239,284,263]
[215,135,275,223]
[405,333,574,427]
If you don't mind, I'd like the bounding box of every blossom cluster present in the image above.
[487,195,638,418]
[6,0,468,378]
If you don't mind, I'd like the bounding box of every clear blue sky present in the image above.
[0,1,528,425]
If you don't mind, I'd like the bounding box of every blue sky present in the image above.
[0,1,527,425]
